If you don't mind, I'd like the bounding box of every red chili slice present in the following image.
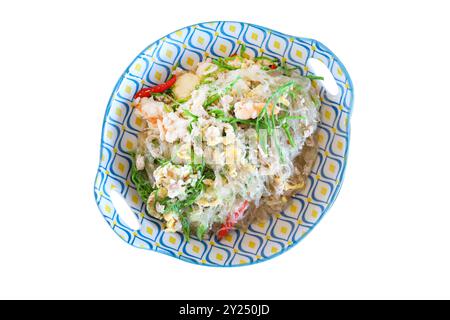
[134,74,177,99]
[269,64,278,70]
[217,200,249,240]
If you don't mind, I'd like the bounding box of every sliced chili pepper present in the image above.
[230,53,237,57]
[217,200,249,240]
[134,74,177,99]
[269,64,278,70]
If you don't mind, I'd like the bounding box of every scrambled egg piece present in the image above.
[153,163,194,199]
[205,126,222,146]
[163,213,182,232]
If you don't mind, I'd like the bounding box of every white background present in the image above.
[1,0,449,300]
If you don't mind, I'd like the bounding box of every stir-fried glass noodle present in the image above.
[131,47,321,240]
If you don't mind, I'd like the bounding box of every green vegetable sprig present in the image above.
[255,56,279,63]
[203,76,241,108]
[155,158,170,166]
[212,58,239,71]
[266,60,325,82]
[282,123,296,147]
[255,81,303,151]
[208,108,225,118]
[196,224,208,240]
[130,156,154,201]
[182,109,199,132]
[306,75,325,81]
[240,43,247,57]
[180,214,190,241]
[203,93,221,108]
[277,62,298,76]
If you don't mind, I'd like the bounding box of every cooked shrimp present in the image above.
[158,112,189,143]
[135,97,164,127]
[234,101,279,120]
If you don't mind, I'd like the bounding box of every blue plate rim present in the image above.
[93,20,355,267]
